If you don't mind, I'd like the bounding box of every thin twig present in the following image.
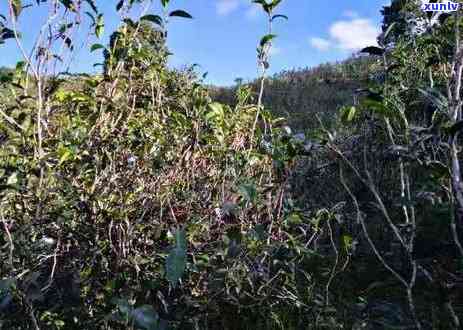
[1,211,14,268]
[325,219,339,306]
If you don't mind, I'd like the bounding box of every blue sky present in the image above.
[0,0,389,86]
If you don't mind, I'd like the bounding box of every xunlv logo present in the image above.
[421,1,460,11]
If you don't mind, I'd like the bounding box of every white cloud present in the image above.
[309,37,332,51]
[310,17,379,52]
[215,0,267,20]
[216,0,240,16]
[329,18,379,50]
[216,0,264,19]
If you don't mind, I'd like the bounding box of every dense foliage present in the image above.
[1,0,463,329]
[210,56,376,131]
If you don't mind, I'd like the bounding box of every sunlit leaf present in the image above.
[260,34,277,47]
[286,213,303,225]
[141,14,163,26]
[340,106,357,123]
[11,0,23,18]
[342,234,353,253]
[270,0,282,10]
[6,172,18,186]
[95,14,104,38]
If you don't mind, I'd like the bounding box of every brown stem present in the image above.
[325,219,339,306]
[1,211,14,268]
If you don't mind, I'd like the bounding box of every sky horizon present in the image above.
[0,0,390,86]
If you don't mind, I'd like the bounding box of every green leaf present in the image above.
[271,14,288,21]
[122,18,137,28]
[382,22,396,43]
[249,224,266,241]
[90,43,104,52]
[6,172,18,186]
[112,298,132,316]
[418,88,448,113]
[140,14,163,26]
[174,228,187,251]
[206,102,224,121]
[84,0,98,14]
[438,13,452,25]
[286,213,302,225]
[63,36,73,50]
[165,229,187,287]
[58,146,73,164]
[238,183,257,203]
[208,102,223,113]
[15,60,25,71]
[85,11,96,25]
[260,34,277,47]
[271,0,282,8]
[131,305,159,330]
[347,106,357,122]
[254,0,281,14]
[341,106,357,123]
[161,0,169,8]
[58,23,74,33]
[95,14,104,38]
[59,0,75,11]
[169,10,193,19]
[166,248,186,287]
[253,0,270,14]
[116,0,124,11]
[0,28,15,41]
[360,46,384,56]
[11,0,23,18]
[342,234,353,253]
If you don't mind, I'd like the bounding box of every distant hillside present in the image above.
[210,55,378,131]
[0,67,13,83]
